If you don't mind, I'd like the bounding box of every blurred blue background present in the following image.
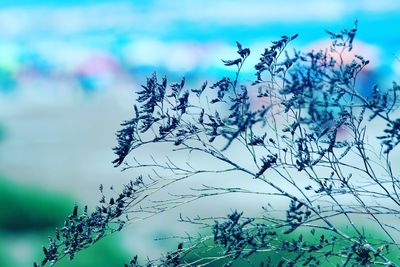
[0,0,399,266]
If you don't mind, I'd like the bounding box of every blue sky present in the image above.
[0,0,398,78]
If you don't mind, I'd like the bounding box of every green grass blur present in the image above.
[0,176,130,266]
[38,233,128,267]
[0,177,74,230]
[182,225,400,266]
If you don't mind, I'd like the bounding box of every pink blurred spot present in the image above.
[76,53,120,77]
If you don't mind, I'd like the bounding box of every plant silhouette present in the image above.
[38,22,400,267]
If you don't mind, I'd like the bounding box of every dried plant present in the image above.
[37,22,400,266]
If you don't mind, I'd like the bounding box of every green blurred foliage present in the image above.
[0,231,129,267]
[39,234,128,267]
[0,241,13,266]
[0,177,74,231]
[0,176,131,266]
[183,225,400,266]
